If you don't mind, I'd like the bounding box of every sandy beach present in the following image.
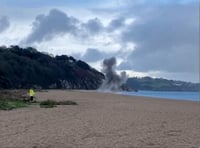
[0,90,199,148]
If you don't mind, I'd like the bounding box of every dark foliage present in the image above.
[39,100,57,108]
[56,100,78,105]
[0,45,104,89]
[39,100,78,108]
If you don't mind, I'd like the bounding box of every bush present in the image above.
[39,100,57,108]
[0,99,28,110]
[56,100,78,105]
[39,100,78,108]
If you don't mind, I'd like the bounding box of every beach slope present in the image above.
[0,90,199,148]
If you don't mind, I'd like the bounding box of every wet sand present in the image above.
[0,90,199,148]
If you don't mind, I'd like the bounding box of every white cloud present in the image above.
[0,21,31,46]
[124,18,135,25]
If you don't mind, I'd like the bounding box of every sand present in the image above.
[0,90,199,148]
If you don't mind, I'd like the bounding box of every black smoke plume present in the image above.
[99,57,128,91]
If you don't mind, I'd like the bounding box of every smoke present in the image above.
[99,57,128,91]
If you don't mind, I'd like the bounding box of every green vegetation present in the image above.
[0,99,29,110]
[0,45,104,89]
[0,99,78,110]
[39,100,78,108]
[0,90,78,110]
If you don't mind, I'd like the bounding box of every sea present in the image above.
[117,90,200,101]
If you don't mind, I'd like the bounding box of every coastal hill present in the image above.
[0,45,104,89]
[0,45,199,91]
[127,77,199,92]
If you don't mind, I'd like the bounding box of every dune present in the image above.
[0,90,199,148]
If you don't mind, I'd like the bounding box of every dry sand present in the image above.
[0,90,199,148]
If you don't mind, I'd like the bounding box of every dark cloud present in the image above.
[23,9,107,44]
[24,9,79,44]
[81,48,106,62]
[119,2,199,74]
[107,17,125,32]
[79,48,118,63]
[0,16,10,33]
[82,18,104,35]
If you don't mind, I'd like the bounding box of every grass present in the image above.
[0,99,30,110]
[39,100,78,108]
[0,99,78,110]
[0,91,78,110]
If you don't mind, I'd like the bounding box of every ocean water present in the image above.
[117,90,200,101]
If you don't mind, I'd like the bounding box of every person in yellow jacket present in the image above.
[29,88,35,101]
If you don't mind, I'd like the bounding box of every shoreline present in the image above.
[71,89,200,102]
[116,92,200,102]
[1,88,199,102]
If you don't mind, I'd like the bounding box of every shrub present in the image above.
[39,100,78,108]
[56,100,78,105]
[39,100,57,108]
[0,99,28,110]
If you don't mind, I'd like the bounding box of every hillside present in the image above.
[0,46,104,89]
[0,46,199,91]
[127,77,199,92]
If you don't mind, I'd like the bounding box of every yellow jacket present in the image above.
[29,89,35,97]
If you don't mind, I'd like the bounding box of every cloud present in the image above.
[81,18,104,35]
[79,48,117,62]
[81,48,105,62]
[23,9,79,44]
[0,16,10,33]
[118,2,199,75]
[107,17,125,32]
[1,1,198,82]
[23,9,107,44]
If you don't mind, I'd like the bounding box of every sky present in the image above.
[0,0,199,82]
